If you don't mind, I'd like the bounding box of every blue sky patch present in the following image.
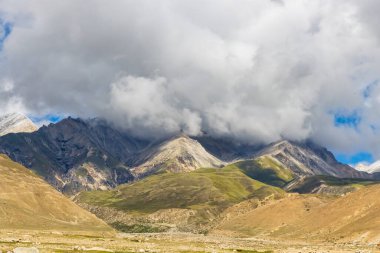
[335,151,374,165]
[0,19,12,50]
[30,114,63,126]
[363,80,379,98]
[333,110,361,129]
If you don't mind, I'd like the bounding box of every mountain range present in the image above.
[1,112,379,242]
[0,115,370,195]
[0,117,148,194]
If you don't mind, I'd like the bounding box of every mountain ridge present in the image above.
[0,117,149,194]
[0,116,371,196]
[254,140,369,179]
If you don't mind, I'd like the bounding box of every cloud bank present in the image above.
[1,0,380,156]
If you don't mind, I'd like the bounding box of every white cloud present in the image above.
[1,0,380,156]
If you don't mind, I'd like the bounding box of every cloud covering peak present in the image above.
[1,0,380,156]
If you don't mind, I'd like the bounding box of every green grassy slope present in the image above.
[225,156,294,187]
[289,175,378,194]
[77,167,285,214]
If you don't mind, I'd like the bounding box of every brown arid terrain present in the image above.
[0,153,380,252]
[0,154,111,232]
[0,229,379,253]
[0,230,380,253]
[1,117,380,252]
[213,185,380,244]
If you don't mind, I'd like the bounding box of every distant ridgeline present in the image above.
[0,116,372,195]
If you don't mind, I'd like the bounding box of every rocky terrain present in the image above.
[194,135,263,161]
[0,113,37,136]
[0,116,380,253]
[0,117,371,196]
[255,140,370,179]
[0,117,149,194]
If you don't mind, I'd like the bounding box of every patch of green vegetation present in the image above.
[62,234,103,239]
[111,222,169,233]
[319,175,377,186]
[291,175,379,194]
[77,167,284,214]
[225,157,294,187]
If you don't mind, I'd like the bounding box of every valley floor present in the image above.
[0,230,379,253]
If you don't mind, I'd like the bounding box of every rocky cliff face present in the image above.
[0,117,149,194]
[255,140,370,179]
[0,113,37,136]
[193,135,263,161]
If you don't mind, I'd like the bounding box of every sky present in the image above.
[1,0,380,164]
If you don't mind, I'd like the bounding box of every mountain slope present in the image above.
[0,117,149,194]
[130,135,224,178]
[0,154,112,232]
[225,158,294,188]
[255,140,370,179]
[213,184,380,243]
[76,166,284,233]
[193,135,263,161]
[0,116,369,194]
[285,175,376,195]
[0,113,37,136]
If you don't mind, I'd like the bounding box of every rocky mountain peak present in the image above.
[130,134,224,177]
[0,117,149,194]
[0,112,37,136]
[255,140,370,179]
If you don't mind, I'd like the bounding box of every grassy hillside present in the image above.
[289,175,377,194]
[77,166,284,232]
[0,154,113,232]
[226,156,294,187]
[78,167,284,213]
